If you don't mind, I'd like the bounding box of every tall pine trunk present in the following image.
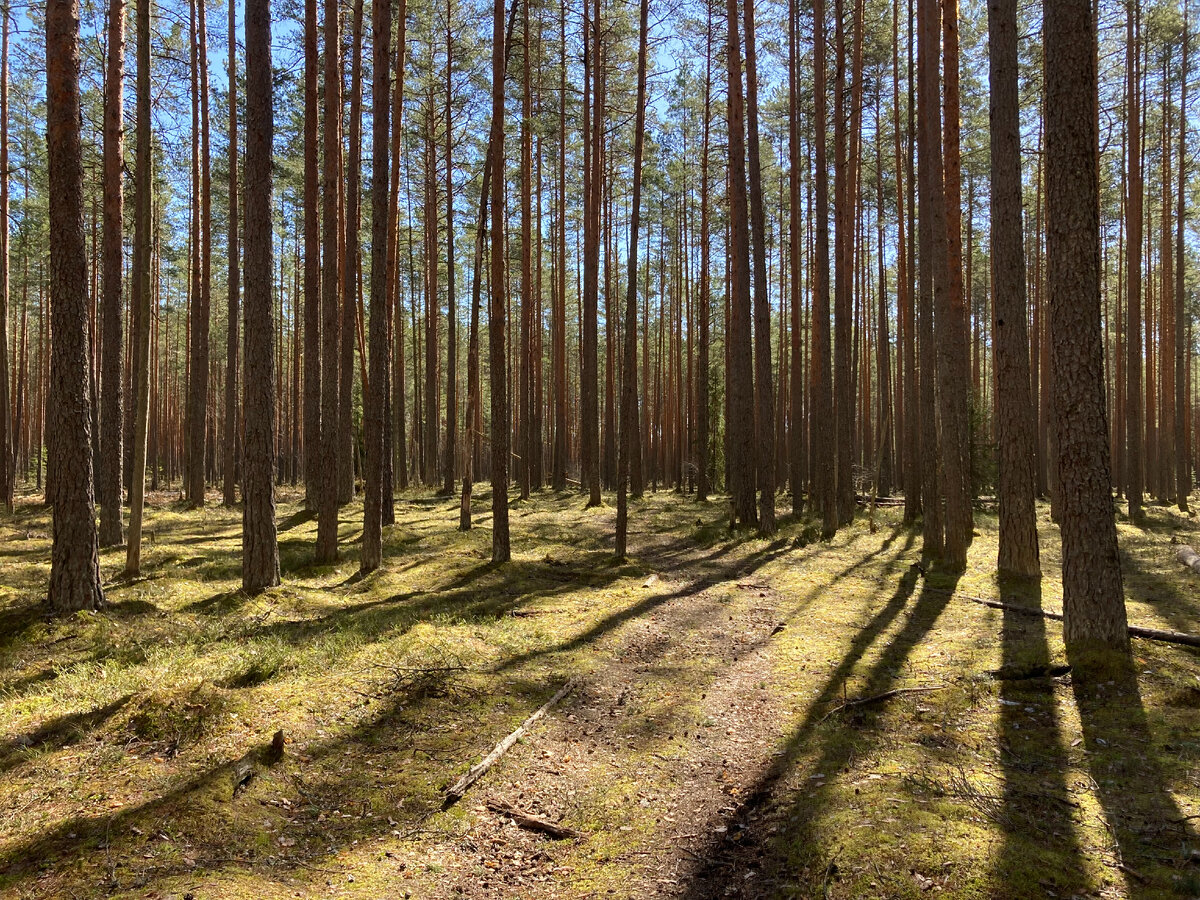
[242,0,279,591]
[223,0,239,507]
[725,0,756,528]
[98,0,124,542]
[362,0,391,572]
[316,0,343,563]
[616,0,649,559]
[743,0,774,535]
[1045,0,1129,662]
[46,0,104,613]
[989,0,1040,577]
[489,0,510,561]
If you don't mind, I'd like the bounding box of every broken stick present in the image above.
[950,592,1200,649]
[486,799,579,839]
[443,678,579,806]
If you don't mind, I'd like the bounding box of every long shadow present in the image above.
[678,568,956,899]
[0,653,564,895]
[1120,543,1200,638]
[488,533,807,679]
[1069,649,1200,896]
[0,695,133,776]
[991,578,1091,896]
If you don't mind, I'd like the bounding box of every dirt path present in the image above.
[420,523,798,899]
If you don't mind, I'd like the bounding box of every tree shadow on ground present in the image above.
[1068,649,1200,897]
[991,578,1091,897]
[0,694,133,776]
[676,566,960,898]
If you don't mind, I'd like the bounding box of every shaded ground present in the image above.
[1,487,1199,898]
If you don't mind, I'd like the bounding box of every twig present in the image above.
[443,677,579,806]
[486,799,579,839]
[819,686,945,723]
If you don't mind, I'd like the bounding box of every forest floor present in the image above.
[1,487,1200,899]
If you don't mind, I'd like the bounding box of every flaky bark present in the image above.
[222,0,239,507]
[242,0,279,592]
[362,0,390,573]
[1124,0,1143,520]
[939,0,972,569]
[46,0,104,613]
[316,0,343,563]
[303,0,320,505]
[1045,0,1129,658]
[916,0,942,557]
[489,0,510,562]
[98,0,124,542]
[725,0,756,529]
[616,0,648,559]
[125,0,152,577]
[988,0,1040,578]
[812,0,836,539]
[744,0,774,535]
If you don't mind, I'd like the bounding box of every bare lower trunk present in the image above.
[46,0,104,613]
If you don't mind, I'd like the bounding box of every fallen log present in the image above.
[950,591,1200,650]
[1177,544,1200,576]
[443,678,578,807]
[486,799,579,839]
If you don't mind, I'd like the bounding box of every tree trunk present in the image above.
[303,0,320,506]
[786,0,801,516]
[916,0,942,557]
[186,0,212,508]
[616,0,649,560]
[551,0,567,492]
[1045,0,1129,660]
[125,0,153,577]
[46,0,104,613]
[939,0,972,569]
[812,0,836,538]
[519,0,533,500]
[698,9,712,504]
[489,0,510,561]
[443,6,457,498]
[362,0,391,573]
[340,0,364,505]
[242,0,280,591]
[988,0,1040,578]
[725,0,756,529]
[1125,0,1143,520]
[1176,13,1190,512]
[98,0,124,542]
[223,0,239,507]
[581,0,601,508]
[316,0,343,563]
[743,0,774,535]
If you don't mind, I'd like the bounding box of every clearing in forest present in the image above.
[1,490,1199,899]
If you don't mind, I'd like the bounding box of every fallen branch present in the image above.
[1177,545,1200,576]
[443,678,578,806]
[819,686,944,723]
[950,592,1200,650]
[486,799,579,839]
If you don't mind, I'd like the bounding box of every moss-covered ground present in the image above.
[1,486,1199,898]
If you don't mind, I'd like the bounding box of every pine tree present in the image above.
[46,0,104,613]
[1045,0,1129,661]
[98,0,125,544]
[242,0,280,592]
[989,0,1040,577]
